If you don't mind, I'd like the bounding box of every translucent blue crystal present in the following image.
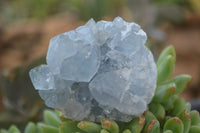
[29,17,157,122]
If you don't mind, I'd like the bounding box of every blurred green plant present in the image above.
[0,0,60,20]
[1,46,200,133]
[189,0,200,15]
[151,0,188,6]
[67,0,126,21]
[0,0,126,25]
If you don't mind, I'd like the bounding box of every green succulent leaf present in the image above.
[36,123,43,133]
[157,45,176,85]
[101,118,119,133]
[59,121,84,133]
[149,103,165,124]
[37,123,59,133]
[100,129,110,133]
[164,116,172,124]
[171,98,185,116]
[185,102,192,111]
[44,110,61,127]
[190,111,200,126]
[153,82,176,103]
[168,75,192,94]
[144,111,157,122]
[144,120,160,133]
[178,110,191,133]
[8,125,21,133]
[59,115,73,122]
[143,111,159,132]
[163,117,184,133]
[162,95,178,111]
[163,130,173,133]
[0,129,9,133]
[157,55,175,85]
[122,129,131,133]
[127,115,145,133]
[77,121,101,133]
[24,122,36,133]
[189,125,200,133]
[157,45,176,67]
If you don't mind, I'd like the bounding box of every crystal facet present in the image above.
[29,17,157,122]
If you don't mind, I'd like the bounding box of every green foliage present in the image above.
[0,0,59,21]
[190,111,200,126]
[169,75,192,94]
[0,0,126,25]
[179,110,191,133]
[1,46,200,133]
[189,0,200,15]
[43,110,61,127]
[101,119,119,133]
[24,122,36,133]
[152,0,188,6]
[67,0,125,21]
[149,103,165,123]
[163,117,184,133]
[157,45,176,85]
[153,83,176,103]
[126,115,145,133]
[8,125,21,133]
[78,121,101,133]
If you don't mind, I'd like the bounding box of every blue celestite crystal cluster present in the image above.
[29,17,157,122]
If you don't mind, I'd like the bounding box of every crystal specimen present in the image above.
[29,17,157,122]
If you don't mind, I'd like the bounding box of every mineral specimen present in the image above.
[29,17,157,122]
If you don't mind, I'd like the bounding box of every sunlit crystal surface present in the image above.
[29,17,157,122]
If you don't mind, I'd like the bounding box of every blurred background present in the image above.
[0,0,200,129]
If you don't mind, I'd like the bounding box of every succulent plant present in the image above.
[1,46,200,133]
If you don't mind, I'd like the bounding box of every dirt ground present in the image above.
[0,14,200,102]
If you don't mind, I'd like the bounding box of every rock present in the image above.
[29,17,157,122]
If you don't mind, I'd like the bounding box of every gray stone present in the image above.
[29,17,157,122]
[29,65,54,90]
